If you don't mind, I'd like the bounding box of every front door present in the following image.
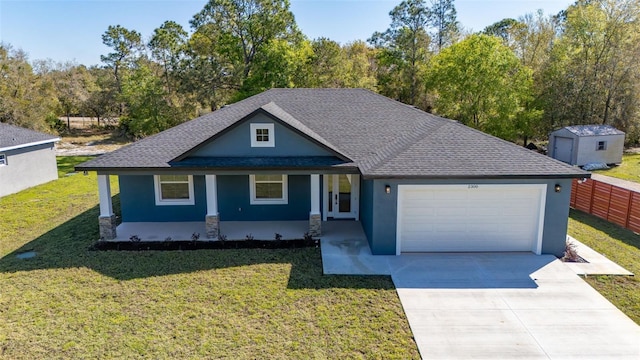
[325,174,359,219]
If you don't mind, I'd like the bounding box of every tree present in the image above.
[429,0,460,52]
[342,41,377,90]
[483,18,522,45]
[148,21,188,94]
[235,37,313,99]
[0,44,58,131]
[308,38,345,88]
[540,0,640,134]
[49,62,95,129]
[484,11,558,71]
[119,60,195,138]
[82,66,119,125]
[182,27,234,111]
[369,0,431,107]
[190,0,299,95]
[485,12,558,140]
[426,34,539,141]
[100,25,143,93]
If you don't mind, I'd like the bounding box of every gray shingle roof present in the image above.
[77,88,587,178]
[0,123,59,151]
[564,125,625,136]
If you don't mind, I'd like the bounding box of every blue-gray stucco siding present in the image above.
[119,175,207,222]
[188,113,333,158]
[360,178,572,257]
[119,174,314,222]
[359,179,374,246]
[217,175,310,221]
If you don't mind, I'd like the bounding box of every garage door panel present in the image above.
[435,207,466,216]
[433,190,467,200]
[466,223,500,232]
[398,185,545,253]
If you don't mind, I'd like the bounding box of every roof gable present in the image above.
[173,102,350,161]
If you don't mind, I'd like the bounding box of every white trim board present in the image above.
[0,138,60,152]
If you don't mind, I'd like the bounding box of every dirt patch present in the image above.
[56,128,130,156]
[56,142,124,156]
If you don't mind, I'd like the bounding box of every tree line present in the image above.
[1,0,639,145]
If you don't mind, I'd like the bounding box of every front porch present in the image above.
[96,173,360,241]
[110,220,364,242]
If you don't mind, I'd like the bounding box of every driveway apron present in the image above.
[389,253,640,359]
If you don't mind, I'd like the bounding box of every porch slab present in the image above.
[114,222,207,241]
[113,220,315,242]
[219,221,309,240]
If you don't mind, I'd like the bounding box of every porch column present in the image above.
[97,174,117,240]
[205,174,220,239]
[309,174,321,236]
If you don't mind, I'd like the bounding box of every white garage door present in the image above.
[397,184,546,254]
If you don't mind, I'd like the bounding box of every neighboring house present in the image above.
[77,89,588,257]
[549,125,625,166]
[0,123,59,198]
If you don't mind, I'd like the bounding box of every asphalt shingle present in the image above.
[0,123,59,151]
[77,89,587,178]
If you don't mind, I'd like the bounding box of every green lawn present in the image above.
[568,209,640,324]
[593,152,640,183]
[0,157,419,359]
[55,155,95,177]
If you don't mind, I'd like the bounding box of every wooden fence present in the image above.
[570,176,640,233]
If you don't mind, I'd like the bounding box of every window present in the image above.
[596,141,607,151]
[0,154,5,166]
[250,123,275,147]
[154,175,195,205]
[250,174,288,204]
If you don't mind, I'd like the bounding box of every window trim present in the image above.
[249,174,288,205]
[250,123,275,147]
[596,141,607,151]
[0,154,6,166]
[154,175,195,206]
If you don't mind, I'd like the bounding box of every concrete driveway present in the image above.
[388,253,640,359]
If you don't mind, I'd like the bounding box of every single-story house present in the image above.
[76,89,588,257]
[0,123,59,197]
[549,125,625,166]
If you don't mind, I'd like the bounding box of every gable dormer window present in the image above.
[250,123,275,147]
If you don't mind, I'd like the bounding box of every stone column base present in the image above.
[206,214,220,239]
[309,213,321,237]
[99,215,117,240]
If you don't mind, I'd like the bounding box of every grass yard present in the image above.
[568,209,640,324]
[593,152,640,183]
[0,157,419,359]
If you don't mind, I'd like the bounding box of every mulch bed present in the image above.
[89,238,320,251]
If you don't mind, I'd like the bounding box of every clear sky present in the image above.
[0,0,574,66]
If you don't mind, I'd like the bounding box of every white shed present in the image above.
[548,125,625,166]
